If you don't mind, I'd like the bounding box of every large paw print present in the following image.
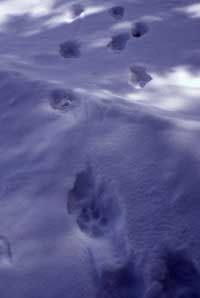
[67,164,122,238]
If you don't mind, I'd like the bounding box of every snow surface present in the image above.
[0,0,200,297]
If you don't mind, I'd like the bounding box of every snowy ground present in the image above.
[0,0,200,297]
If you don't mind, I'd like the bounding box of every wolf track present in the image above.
[67,164,122,238]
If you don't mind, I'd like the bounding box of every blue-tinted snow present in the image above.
[0,0,200,297]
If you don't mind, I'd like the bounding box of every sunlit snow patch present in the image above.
[45,4,107,28]
[175,3,200,18]
[0,0,54,27]
[126,66,200,114]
